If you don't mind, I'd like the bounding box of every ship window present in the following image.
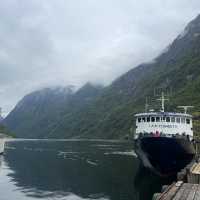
[176,117,180,123]
[138,118,141,123]
[171,117,175,123]
[186,118,190,124]
[166,117,170,122]
[151,117,155,122]
[181,118,185,124]
[147,117,150,122]
[142,117,146,122]
[156,117,160,122]
[162,117,166,121]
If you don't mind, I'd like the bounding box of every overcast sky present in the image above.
[0,0,200,115]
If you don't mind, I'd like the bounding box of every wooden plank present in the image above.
[196,163,200,173]
[187,184,198,200]
[156,182,184,200]
[173,183,193,200]
[173,183,188,200]
[162,184,180,200]
[158,183,182,200]
[188,162,200,184]
[191,163,200,174]
[155,181,200,200]
[192,163,200,175]
[189,173,198,184]
[194,184,200,200]
[157,183,176,200]
[190,163,197,173]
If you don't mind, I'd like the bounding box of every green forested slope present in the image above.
[52,14,200,139]
[0,124,14,137]
[4,84,103,138]
[4,14,200,139]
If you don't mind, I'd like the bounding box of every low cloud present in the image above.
[0,0,200,114]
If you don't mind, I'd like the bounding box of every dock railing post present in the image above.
[194,137,199,162]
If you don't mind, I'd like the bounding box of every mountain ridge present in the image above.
[4,83,103,138]
[4,14,200,139]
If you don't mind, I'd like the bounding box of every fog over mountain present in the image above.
[0,0,200,114]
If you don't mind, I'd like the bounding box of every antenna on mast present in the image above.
[145,97,149,112]
[177,106,194,114]
[157,92,169,112]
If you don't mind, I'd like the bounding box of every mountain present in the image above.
[0,124,14,137]
[0,116,3,123]
[4,14,200,139]
[4,84,103,138]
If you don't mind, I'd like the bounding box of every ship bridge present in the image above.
[134,112,193,138]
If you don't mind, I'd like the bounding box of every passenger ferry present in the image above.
[134,92,195,176]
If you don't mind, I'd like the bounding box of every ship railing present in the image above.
[137,132,192,141]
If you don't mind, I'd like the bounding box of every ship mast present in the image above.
[145,97,149,112]
[157,92,168,112]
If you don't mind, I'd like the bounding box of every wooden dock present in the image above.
[153,161,200,200]
[187,162,200,184]
[153,181,200,200]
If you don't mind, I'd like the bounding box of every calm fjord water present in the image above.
[0,140,172,200]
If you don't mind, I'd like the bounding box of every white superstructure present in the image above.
[134,92,193,140]
[135,112,193,138]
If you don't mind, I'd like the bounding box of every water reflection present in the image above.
[1,140,173,200]
[134,164,175,200]
[0,155,3,170]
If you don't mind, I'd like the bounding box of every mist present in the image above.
[0,0,200,114]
